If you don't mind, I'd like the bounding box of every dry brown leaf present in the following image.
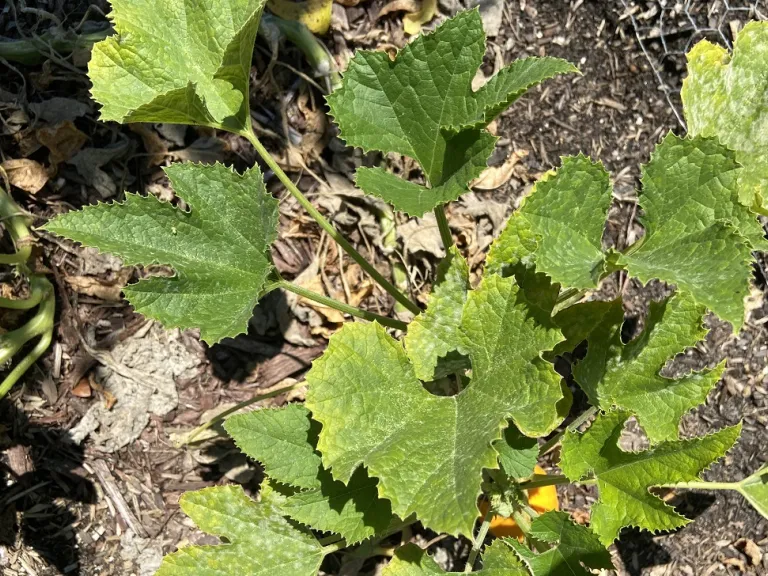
[129,124,168,166]
[378,0,419,19]
[171,136,229,164]
[71,377,93,398]
[298,273,346,324]
[735,538,763,566]
[65,270,131,302]
[36,121,88,164]
[0,158,49,194]
[472,149,528,190]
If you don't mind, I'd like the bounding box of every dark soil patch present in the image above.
[0,0,766,575]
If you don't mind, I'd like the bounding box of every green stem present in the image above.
[278,280,408,331]
[177,380,305,446]
[0,275,48,310]
[0,281,55,399]
[322,539,347,555]
[517,474,572,491]
[242,128,421,316]
[539,406,598,456]
[0,186,32,265]
[434,206,453,250]
[464,505,493,572]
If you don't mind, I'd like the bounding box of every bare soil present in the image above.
[0,1,766,575]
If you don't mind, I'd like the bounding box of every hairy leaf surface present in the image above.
[306,274,564,536]
[226,405,392,543]
[620,135,755,330]
[683,22,768,210]
[90,0,265,130]
[226,404,322,490]
[739,464,768,519]
[328,9,575,214]
[560,411,740,545]
[155,485,323,576]
[493,423,538,479]
[507,511,613,576]
[485,156,611,288]
[563,293,722,443]
[44,164,278,343]
[405,248,470,381]
[382,541,527,575]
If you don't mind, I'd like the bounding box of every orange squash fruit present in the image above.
[480,465,559,539]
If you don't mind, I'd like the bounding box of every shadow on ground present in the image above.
[0,399,96,574]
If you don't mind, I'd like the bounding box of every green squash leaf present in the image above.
[44,163,278,344]
[226,404,322,490]
[328,9,575,215]
[738,464,768,519]
[226,405,392,543]
[90,0,264,131]
[565,293,722,444]
[405,248,470,381]
[506,511,613,576]
[620,134,755,330]
[682,22,768,211]
[485,155,612,288]
[493,423,538,479]
[382,541,527,575]
[560,411,741,545]
[155,485,324,576]
[306,274,564,536]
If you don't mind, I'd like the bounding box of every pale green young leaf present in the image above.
[560,411,741,545]
[225,405,393,543]
[328,9,574,215]
[493,423,538,479]
[566,293,722,443]
[382,541,527,576]
[485,215,538,276]
[620,134,754,330]
[506,511,613,576]
[682,22,768,210]
[517,155,612,289]
[90,0,265,131]
[405,248,470,381]
[485,156,612,288]
[155,485,324,576]
[44,163,278,344]
[225,404,322,490]
[738,464,768,519]
[306,274,564,536]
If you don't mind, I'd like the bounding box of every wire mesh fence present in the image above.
[619,0,767,129]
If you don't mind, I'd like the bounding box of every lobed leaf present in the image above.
[306,274,564,536]
[155,485,324,576]
[560,411,741,545]
[492,423,538,479]
[328,9,575,215]
[507,511,613,576]
[738,464,768,519]
[44,163,278,344]
[90,0,265,131]
[226,405,392,543]
[405,248,470,381]
[382,541,527,576]
[485,155,612,289]
[561,293,722,443]
[619,135,755,330]
[225,404,322,490]
[682,22,768,211]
